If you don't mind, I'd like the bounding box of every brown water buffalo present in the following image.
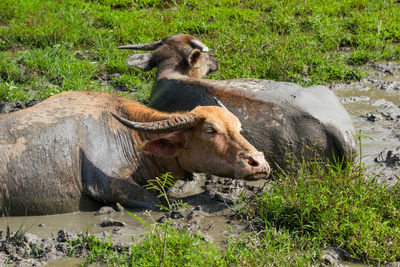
[118,34,356,171]
[0,91,269,215]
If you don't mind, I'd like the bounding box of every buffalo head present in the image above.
[118,34,218,79]
[111,105,270,180]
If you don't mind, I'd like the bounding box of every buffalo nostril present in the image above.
[248,157,259,167]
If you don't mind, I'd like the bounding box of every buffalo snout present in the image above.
[238,151,270,180]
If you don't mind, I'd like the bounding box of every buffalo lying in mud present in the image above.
[119,34,357,171]
[0,91,269,215]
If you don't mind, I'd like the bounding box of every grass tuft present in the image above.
[67,223,222,266]
[240,160,400,264]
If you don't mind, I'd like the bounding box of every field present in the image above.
[1,0,400,265]
[1,0,400,103]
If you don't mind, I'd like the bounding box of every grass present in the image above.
[1,0,400,102]
[67,220,223,266]
[236,160,400,265]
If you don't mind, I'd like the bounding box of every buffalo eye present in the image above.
[204,125,217,134]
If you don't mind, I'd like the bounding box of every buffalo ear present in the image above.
[142,132,186,157]
[126,53,153,71]
[188,49,202,67]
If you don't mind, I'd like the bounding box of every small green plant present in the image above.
[357,130,375,165]
[144,172,189,215]
[130,172,191,266]
[347,49,372,66]
[3,222,34,244]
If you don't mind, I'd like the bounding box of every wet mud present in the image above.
[0,173,265,266]
[1,61,400,266]
[0,99,40,115]
[331,61,400,186]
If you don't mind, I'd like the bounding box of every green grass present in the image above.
[67,222,224,266]
[235,160,400,265]
[1,0,400,102]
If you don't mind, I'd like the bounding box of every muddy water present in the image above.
[0,177,243,245]
[332,63,400,173]
[44,257,105,267]
[0,210,158,244]
[2,183,243,266]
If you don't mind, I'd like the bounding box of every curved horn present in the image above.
[190,39,209,52]
[110,112,199,134]
[213,96,229,111]
[117,40,163,51]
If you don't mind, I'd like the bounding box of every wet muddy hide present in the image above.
[149,78,356,172]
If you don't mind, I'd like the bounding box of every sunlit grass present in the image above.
[1,0,399,102]
[236,159,400,264]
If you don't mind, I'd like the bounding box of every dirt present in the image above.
[0,229,78,266]
[1,61,400,266]
[331,61,400,186]
[0,99,40,114]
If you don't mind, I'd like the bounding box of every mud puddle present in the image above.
[0,174,262,246]
[331,62,400,184]
[1,174,265,266]
[43,257,105,267]
[0,206,239,246]
[0,210,158,244]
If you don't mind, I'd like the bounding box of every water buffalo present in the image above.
[0,91,269,215]
[119,34,356,171]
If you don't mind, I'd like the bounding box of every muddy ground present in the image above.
[332,61,400,186]
[1,61,400,266]
[0,174,268,266]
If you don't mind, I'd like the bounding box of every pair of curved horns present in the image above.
[110,112,199,134]
[117,35,209,52]
[117,40,163,51]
